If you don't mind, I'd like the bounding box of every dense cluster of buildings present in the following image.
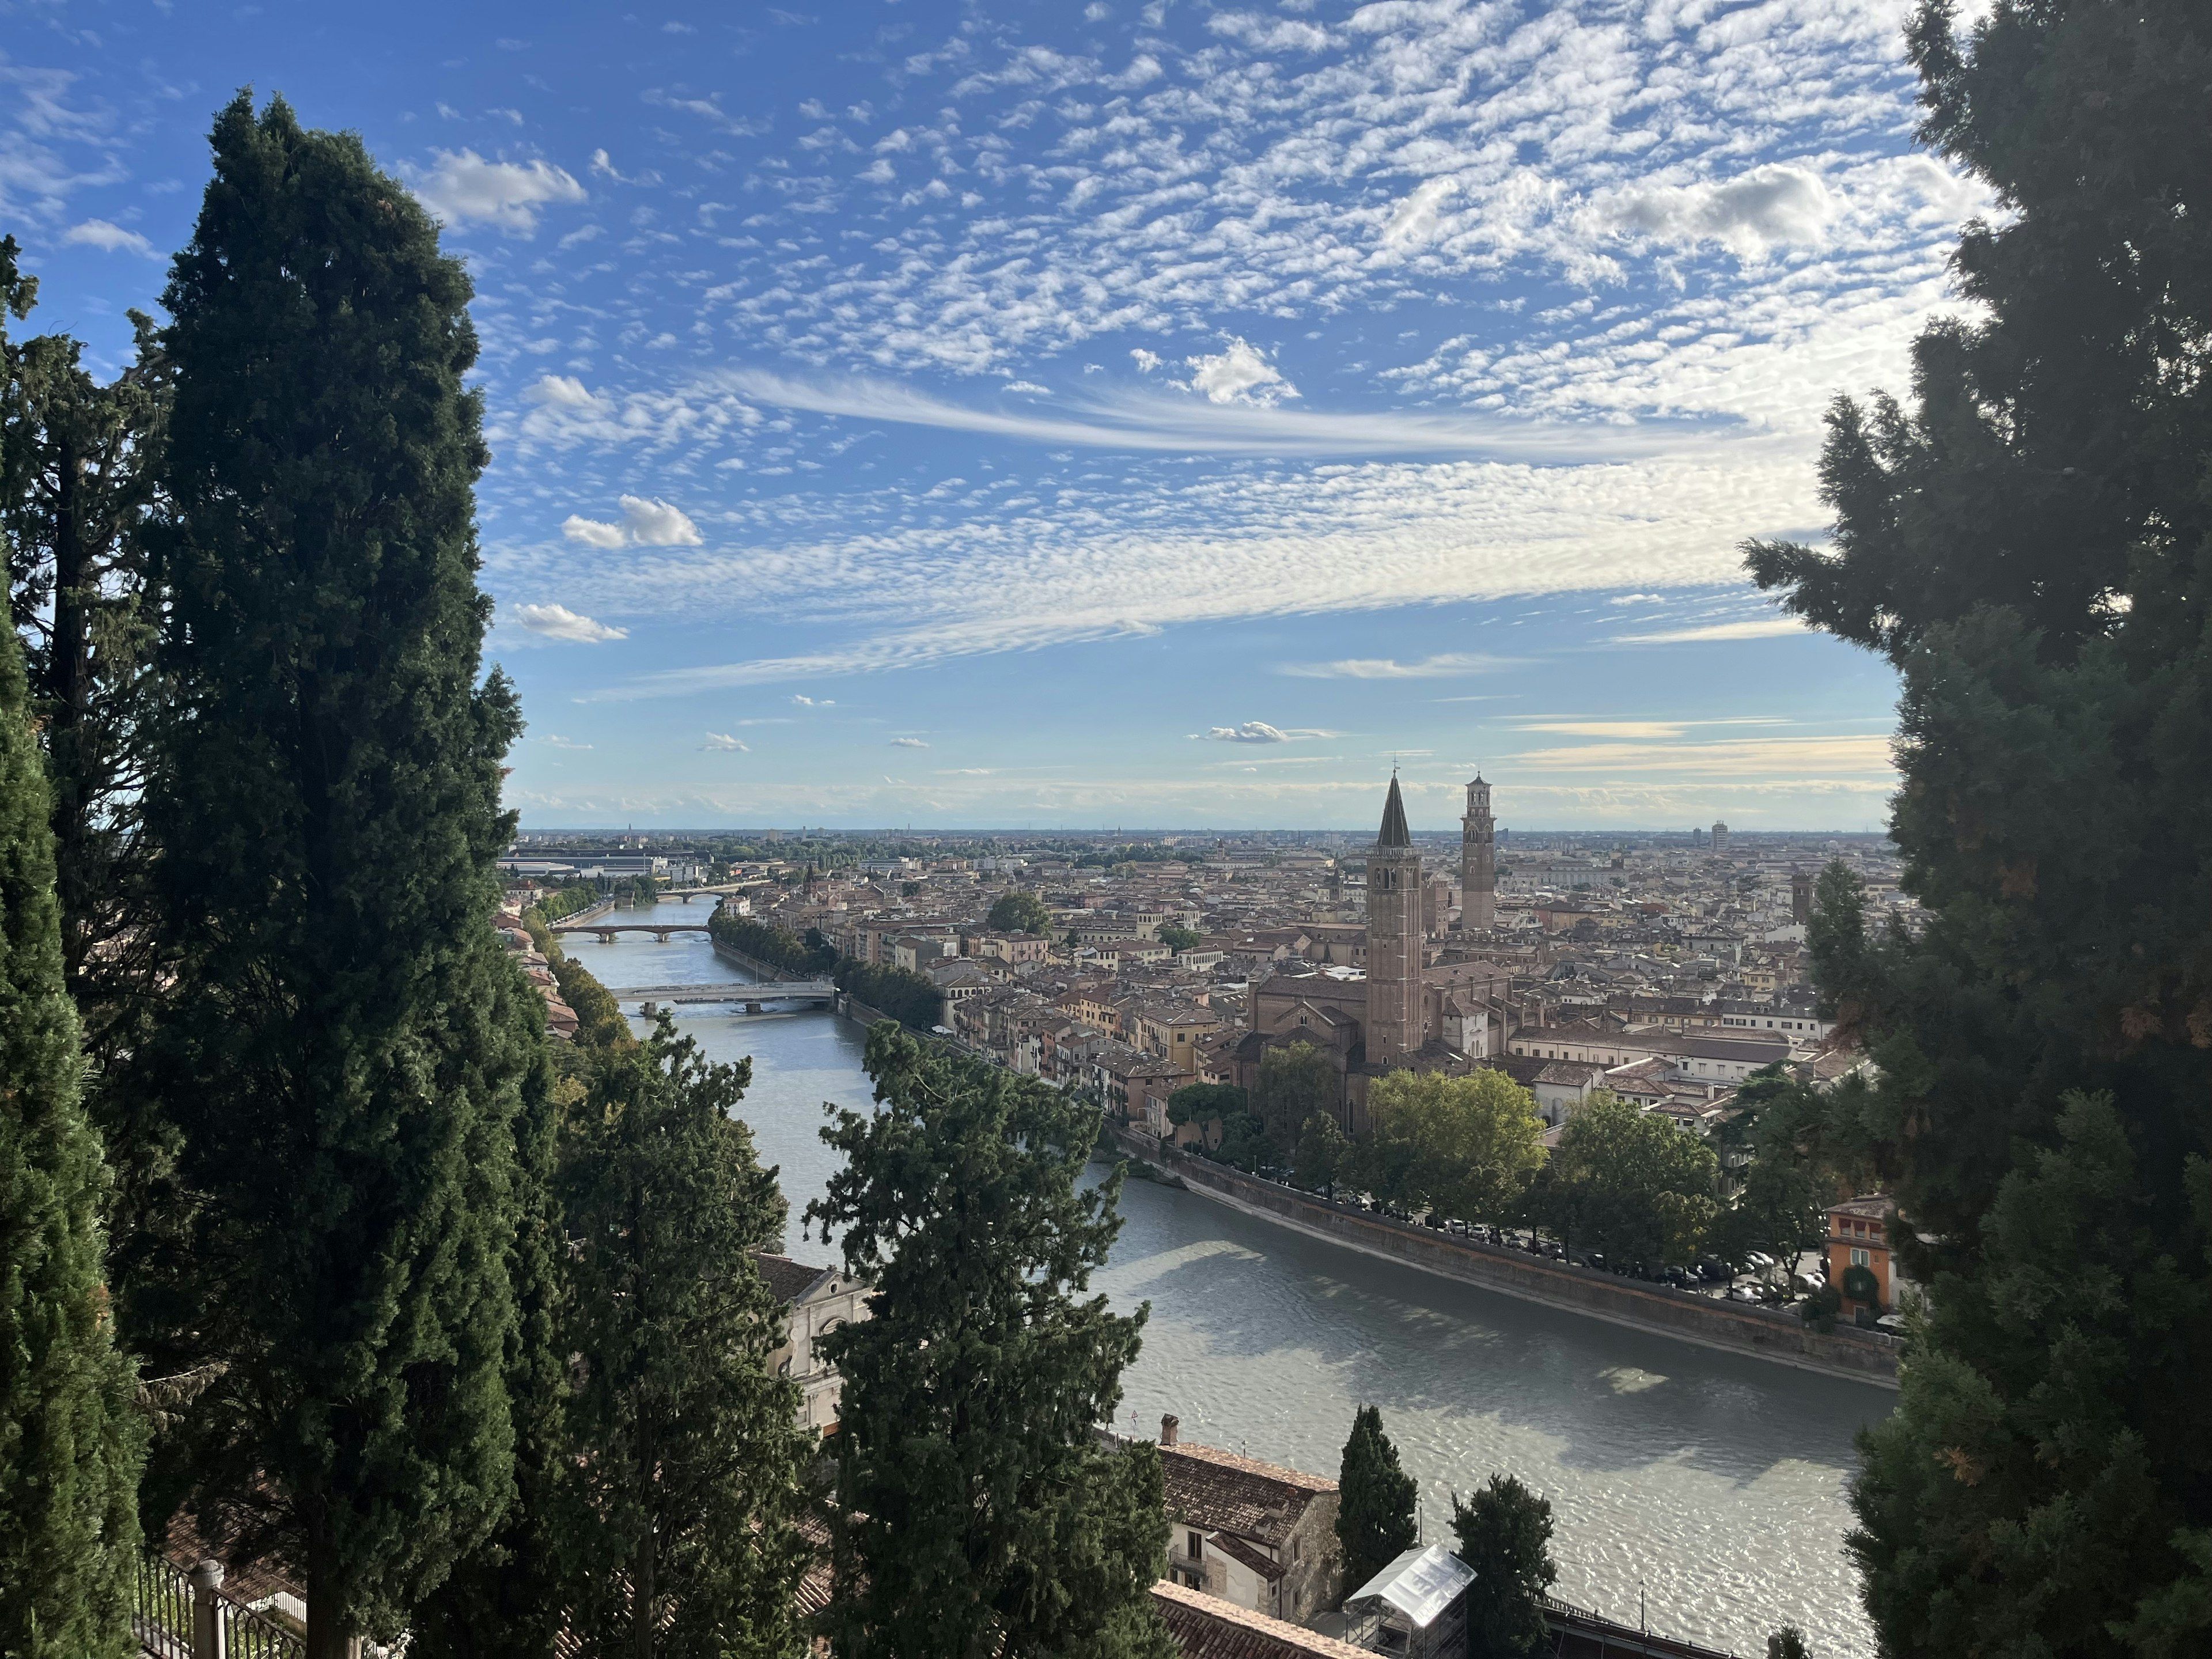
[694,777,1901,1157]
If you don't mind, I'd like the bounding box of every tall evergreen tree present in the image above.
[1335,1405,1417,1592]
[1450,1475,1556,1659]
[809,1024,1175,1659]
[0,571,144,1651]
[555,1017,812,1659]
[137,95,550,1658]
[1742,1,2212,1650]
[2,261,179,1309]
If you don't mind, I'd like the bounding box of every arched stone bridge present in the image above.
[550,921,718,944]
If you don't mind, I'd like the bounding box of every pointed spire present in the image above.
[1377,772,1412,848]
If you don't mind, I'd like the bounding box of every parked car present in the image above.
[1728,1284,1759,1301]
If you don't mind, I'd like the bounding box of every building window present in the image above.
[1850,1247,1869,1267]
[1187,1531,1203,1561]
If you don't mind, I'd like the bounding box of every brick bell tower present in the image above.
[1460,772,1496,931]
[1365,773,1425,1066]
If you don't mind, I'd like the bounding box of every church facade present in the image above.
[1234,775,1520,1134]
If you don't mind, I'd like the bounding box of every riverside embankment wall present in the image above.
[1105,1124,1899,1389]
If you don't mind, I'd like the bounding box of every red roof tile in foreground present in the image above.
[1150,1581,1370,1659]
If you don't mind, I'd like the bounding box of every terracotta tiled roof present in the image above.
[1208,1529,1286,1582]
[1161,1442,1334,1548]
[1150,1581,1369,1659]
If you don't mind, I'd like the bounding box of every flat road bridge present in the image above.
[604,980,835,1009]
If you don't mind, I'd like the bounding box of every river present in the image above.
[567,916,1885,1657]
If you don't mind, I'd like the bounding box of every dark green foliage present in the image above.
[1165,1082,1277,1171]
[1206,1112,1283,1175]
[1711,1065,1863,1276]
[808,1024,1174,1659]
[1252,1041,1338,1149]
[1164,1082,1245,1131]
[832,958,943,1031]
[1154,923,1202,954]
[708,910,836,976]
[555,1017,812,1658]
[1,241,177,1308]
[530,880,602,924]
[1528,1093,1717,1267]
[1293,1112,1351,1196]
[1741,2,2212,1649]
[0,569,143,1657]
[136,95,548,1652]
[1767,1626,1810,1659]
[986,889,1052,935]
[553,954,634,1053]
[1335,1406,1416,1593]
[1451,1475,1556,1659]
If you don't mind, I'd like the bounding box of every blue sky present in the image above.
[5,0,1970,830]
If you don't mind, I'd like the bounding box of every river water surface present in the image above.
[569,917,1885,1657]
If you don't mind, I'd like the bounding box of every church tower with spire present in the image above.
[1365,774,1425,1066]
[1460,773,1495,931]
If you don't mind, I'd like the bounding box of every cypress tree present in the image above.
[1335,1405,1416,1592]
[1743,1,2212,1650]
[139,94,547,1657]
[556,1017,812,1659]
[0,563,145,1649]
[1450,1475,1556,1659]
[809,1024,1175,1659]
[2,258,180,1334]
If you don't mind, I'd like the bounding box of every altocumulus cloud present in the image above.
[889,737,930,749]
[510,602,627,643]
[700,733,749,752]
[406,149,585,234]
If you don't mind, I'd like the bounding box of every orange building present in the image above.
[1826,1194,1893,1314]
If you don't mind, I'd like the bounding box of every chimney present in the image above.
[1161,1414,1180,1446]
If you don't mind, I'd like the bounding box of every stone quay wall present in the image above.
[1105,1124,1899,1390]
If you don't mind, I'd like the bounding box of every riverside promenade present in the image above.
[1104,1123,1899,1389]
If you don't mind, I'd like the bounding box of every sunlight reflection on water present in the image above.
[573,919,1883,1657]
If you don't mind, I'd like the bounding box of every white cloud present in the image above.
[541,734,593,749]
[1192,721,1335,743]
[562,515,627,549]
[790,694,835,706]
[1608,593,1665,605]
[527,374,600,408]
[1612,618,1806,644]
[889,737,930,748]
[617,495,702,546]
[1281,653,1515,679]
[700,733,749,751]
[406,149,585,234]
[1130,349,1162,373]
[510,602,628,642]
[559,497,701,548]
[1184,338,1297,407]
[1378,178,1456,253]
[717,369,1672,461]
[61,218,156,256]
[1601,167,1839,259]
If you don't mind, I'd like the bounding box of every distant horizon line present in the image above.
[510,824,1896,839]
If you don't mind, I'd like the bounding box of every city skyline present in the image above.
[11,0,1950,826]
